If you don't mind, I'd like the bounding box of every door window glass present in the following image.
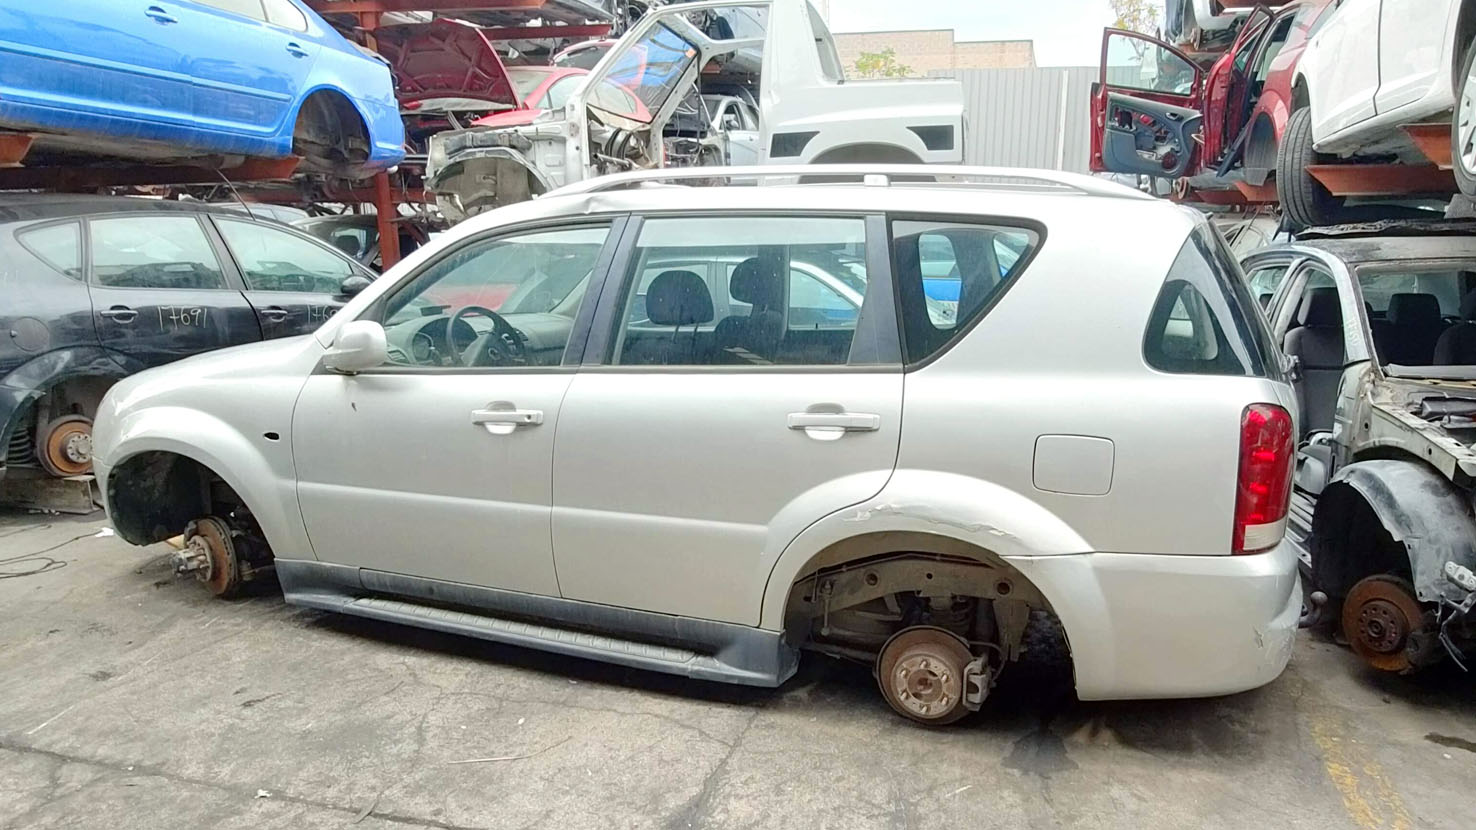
[380,225,609,368]
[1245,263,1291,307]
[17,222,82,279]
[197,0,266,20]
[90,216,226,289]
[892,221,1039,363]
[217,219,356,293]
[540,75,584,110]
[262,0,308,31]
[1104,32,1197,95]
[610,216,868,367]
[592,24,697,123]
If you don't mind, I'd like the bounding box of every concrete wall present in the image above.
[930,67,1100,174]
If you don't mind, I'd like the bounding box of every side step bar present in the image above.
[278,560,797,688]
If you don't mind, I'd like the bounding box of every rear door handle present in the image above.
[99,306,138,324]
[145,5,177,24]
[258,306,290,322]
[286,42,311,58]
[471,404,543,435]
[788,412,881,432]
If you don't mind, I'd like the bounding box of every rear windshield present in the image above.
[1143,225,1282,379]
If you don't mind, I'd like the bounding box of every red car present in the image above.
[472,66,592,129]
[1091,0,1336,204]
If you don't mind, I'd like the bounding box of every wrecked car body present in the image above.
[425,0,965,220]
[1244,223,1476,671]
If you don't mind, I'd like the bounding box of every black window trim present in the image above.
[344,214,630,376]
[83,212,241,292]
[15,218,84,281]
[578,210,904,373]
[886,212,1048,371]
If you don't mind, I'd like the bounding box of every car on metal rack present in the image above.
[0,195,373,482]
[1242,220,1476,672]
[93,165,1299,725]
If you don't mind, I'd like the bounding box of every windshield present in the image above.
[1357,262,1476,372]
[589,22,698,124]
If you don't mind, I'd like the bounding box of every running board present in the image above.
[278,560,797,688]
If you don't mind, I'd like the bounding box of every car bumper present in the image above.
[1005,539,1300,700]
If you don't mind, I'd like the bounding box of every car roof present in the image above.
[1264,234,1476,265]
[0,193,243,224]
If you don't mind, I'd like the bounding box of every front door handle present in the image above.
[286,42,311,58]
[471,403,543,435]
[99,305,138,324]
[258,306,290,322]
[145,5,177,24]
[788,412,881,432]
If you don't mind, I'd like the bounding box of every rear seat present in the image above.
[1379,293,1445,366]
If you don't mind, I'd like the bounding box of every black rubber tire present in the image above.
[1276,106,1344,231]
[1453,40,1476,198]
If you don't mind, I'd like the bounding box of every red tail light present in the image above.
[1234,403,1294,554]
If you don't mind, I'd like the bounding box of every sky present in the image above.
[821,0,1122,68]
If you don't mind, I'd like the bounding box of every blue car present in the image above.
[0,0,404,176]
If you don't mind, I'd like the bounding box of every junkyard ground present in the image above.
[1,508,1472,830]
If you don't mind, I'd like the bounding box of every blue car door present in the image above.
[172,1,320,143]
[0,1,194,133]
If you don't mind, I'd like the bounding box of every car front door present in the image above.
[210,215,368,338]
[550,214,904,626]
[86,213,262,371]
[1092,29,1205,178]
[1303,0,1380,139]
[291,220,623,594]
[174,0,319,138]
[1374,0,1456,113]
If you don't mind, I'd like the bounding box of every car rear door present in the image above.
[86,213,262,371]
[549,213,903,626]
[172,0,318,138]
[1092,29,1204,179]
[209,215,367,338]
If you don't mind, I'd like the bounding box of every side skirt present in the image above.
[276,560,799,688]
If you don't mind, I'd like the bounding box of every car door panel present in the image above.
[210,216,365,338]
[1306,0,1379,139]
[86,214,262,370]
[173,0,318,137]
[1093,30,1203,176]
[1374,0,1455,113]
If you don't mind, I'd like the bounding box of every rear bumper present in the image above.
[1006,540,1300,700]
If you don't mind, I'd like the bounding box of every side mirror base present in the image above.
[323,320,388,374]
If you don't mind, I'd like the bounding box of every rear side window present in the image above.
[892,220,1040,364]
[1144,226,1281,378]
[16,222,82,279]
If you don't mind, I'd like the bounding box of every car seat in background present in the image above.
[1381,293,1444,365]
[1282,288,1344,436]
[628,270,713,365]
[715,257,784,362]
[1435,290,1476,365]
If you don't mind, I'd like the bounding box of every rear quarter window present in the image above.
[1143,225,1282,378]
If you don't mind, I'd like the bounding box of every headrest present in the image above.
[1387,293,1441,327]
[1460,289,1476,320]
[729,257,783,307]
[1298,288,1341,327]
[646,270,713,327]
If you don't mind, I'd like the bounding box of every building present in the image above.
[833,29,1036,77]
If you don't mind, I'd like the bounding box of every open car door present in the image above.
[1091,29,1204,179]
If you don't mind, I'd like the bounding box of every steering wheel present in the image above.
[446,305,527,367]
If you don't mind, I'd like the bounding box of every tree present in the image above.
[853,48,913,79]
[1111,0,1161,37]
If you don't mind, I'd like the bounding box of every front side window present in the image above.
[892,220,1039,363]
[216,219,356,293]
[540,75,585,111]
[1143,226,1280,377]
[610,216,870,367]
[591,24,698,123]
[1103,31,1198,96]
[1245,262,1292,306]
[17,222,82,279]
[90,216,226,290]
[379,225,609,368]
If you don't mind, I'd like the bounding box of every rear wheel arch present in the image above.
[292,89,372,173]
[806,143,925,165]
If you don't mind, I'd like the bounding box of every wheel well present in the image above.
[1292,79,1310,112]
[1310,482,1411,601]
[293,90,371,170]
[107,451,249,546]
[35,375,113,424]
[801,143,924,182]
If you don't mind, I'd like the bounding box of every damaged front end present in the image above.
[426,122,567,222]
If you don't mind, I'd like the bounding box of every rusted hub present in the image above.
[184,517,241,598]
[36,416,93,477]
[1342,574,1426,673]
[876,626,975,725]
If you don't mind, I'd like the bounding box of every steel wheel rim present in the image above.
[1461,64,1476,174]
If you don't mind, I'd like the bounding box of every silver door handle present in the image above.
[471,409,544,427]
[99,306,138,323]
[787,412,880,432]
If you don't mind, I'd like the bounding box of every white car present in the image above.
[1284,0,1476,225]
[1166,1,1288,50]
[92,166,1300,725]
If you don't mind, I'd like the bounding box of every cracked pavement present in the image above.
[1,510,1473,829]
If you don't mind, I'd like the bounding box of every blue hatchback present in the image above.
[0,0,404,176]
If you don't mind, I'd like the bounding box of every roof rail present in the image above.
[547,165,1154,200]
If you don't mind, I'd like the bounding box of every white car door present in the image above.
[1305,0,1381,140]
[550,214,904,626]
[292,221,622,595]
[1375,0,1458,113]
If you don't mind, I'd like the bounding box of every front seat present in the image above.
[1382,293,1444,366]
[715,257,784,363]
[1283,287,1345,436]
[630,270,713,365]
[1435,290,1476,365]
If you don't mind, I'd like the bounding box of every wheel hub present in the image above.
[177,517,240,598]
[876,626,981,725]
[61,432,92,464]
[1342,575,1427,673]
[894,654,961,718]
[1355,599,1406,653]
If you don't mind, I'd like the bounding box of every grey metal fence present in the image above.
[929,67,1100,173]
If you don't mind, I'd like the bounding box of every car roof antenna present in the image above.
[213,168,257,222]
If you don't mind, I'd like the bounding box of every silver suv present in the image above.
[93,166,1301,724]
